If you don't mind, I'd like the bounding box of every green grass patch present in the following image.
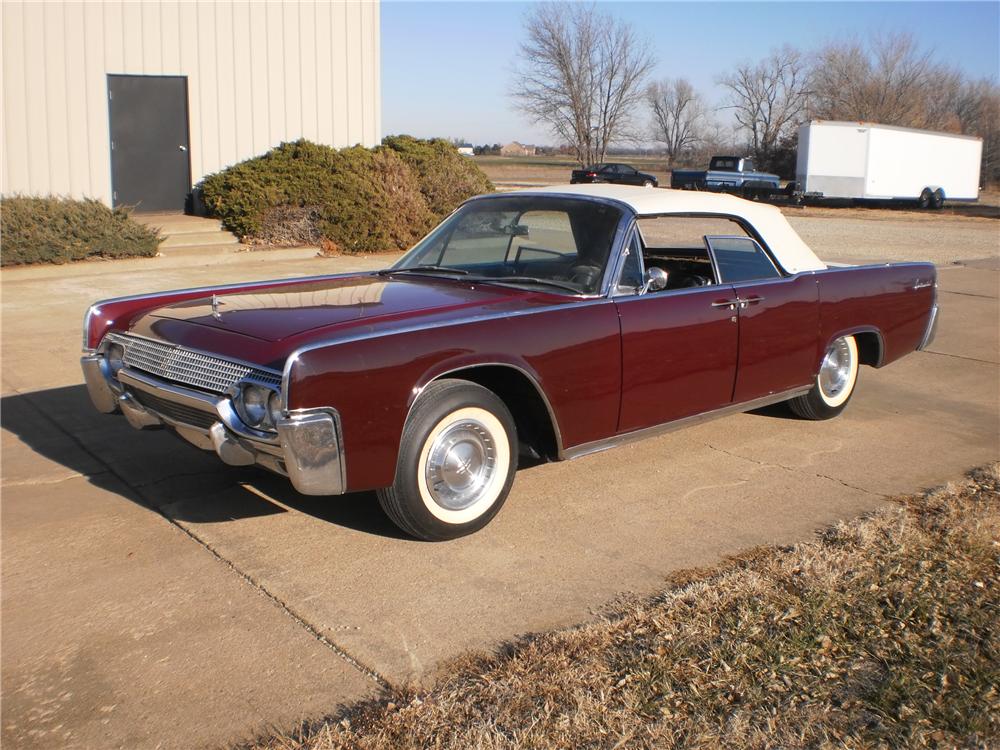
[243,464,999,749]
[0,196,161,267]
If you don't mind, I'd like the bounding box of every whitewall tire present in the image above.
[377,380,517,541]
[788,335,859,419]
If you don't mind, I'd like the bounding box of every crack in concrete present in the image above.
[13,388,391,690]
[703,442,888,499]
[130,469,229,490]
[939,289,998,300]
[921,349,999,365]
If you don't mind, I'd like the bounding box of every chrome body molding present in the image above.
[82,271,363,353]
[559,386,812,460]
[276,409,346,496]
[279,297,615,412]
[918,302,939,351]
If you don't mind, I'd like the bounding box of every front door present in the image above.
[108,75,191,212]
[616,286,740,433]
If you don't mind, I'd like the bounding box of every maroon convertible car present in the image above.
[82,185,938,540]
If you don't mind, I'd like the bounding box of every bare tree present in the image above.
[718,46,809,166]
[647,78,707,167]
[809,33,941,127]
[511,3,655,166]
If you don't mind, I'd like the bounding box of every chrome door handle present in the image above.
[741,295,765,304]
[711,299,738,309]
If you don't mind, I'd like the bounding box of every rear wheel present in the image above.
[930,188,945,210]
[788,336,859,420]
[377,380,517,541]
[917,188,932,209]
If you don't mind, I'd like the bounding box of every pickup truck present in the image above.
[671,156,782,196]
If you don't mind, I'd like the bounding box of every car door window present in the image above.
[615,230,644,294]
[705,236,781,283]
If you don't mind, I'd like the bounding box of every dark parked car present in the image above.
[82,185,937,541]
[571,163,658,187]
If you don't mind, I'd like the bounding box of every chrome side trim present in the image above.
[918,302,939,351]
[276,408,345,495]
[83,272,364,333]
[279,297,615,412]
[559,386,811,460]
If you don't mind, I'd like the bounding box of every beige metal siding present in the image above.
[1,0,381,206]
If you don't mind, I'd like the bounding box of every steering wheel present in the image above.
[568,263,602,290]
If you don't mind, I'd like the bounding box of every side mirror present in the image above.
[642,267,668,294]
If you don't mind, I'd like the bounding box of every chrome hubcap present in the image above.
[819,338,852,399]
[425,419,497,511]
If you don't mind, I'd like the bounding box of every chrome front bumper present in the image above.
[80,354,345,496]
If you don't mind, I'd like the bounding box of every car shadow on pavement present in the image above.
[1,385,408,539]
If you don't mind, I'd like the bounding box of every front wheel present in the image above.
[377,379,517,541]
[787,335,859,420]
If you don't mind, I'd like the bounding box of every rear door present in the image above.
[706,236,819,401]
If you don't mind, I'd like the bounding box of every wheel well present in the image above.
[430,366,559,459]
[853,331,883,367]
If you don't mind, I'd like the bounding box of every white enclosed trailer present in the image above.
[795,121,982,208]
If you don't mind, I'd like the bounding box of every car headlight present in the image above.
[238,384,276,429]
[267,391,283,427]
[107,343,125,375]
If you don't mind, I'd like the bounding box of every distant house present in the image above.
[457,145,474,157]
[500,141,536,157]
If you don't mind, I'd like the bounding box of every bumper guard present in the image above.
[80,354,346,496]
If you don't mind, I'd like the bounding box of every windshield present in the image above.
[392,196,624,295]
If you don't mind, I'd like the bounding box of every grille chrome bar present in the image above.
[106,332,281,394]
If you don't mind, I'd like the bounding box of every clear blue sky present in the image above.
[381,1,1000,145]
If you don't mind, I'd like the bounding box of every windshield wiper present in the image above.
[467,276,584,294]
[378,265,469,276]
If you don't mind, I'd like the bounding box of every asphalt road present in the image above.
[2,216,998,749]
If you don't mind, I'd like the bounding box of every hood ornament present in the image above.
[211,294,224,321]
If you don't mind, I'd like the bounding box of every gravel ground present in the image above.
[785,213,999,266]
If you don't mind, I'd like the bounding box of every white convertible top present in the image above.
[513,183,827,274]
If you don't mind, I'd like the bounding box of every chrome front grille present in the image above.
[106,332,281,394]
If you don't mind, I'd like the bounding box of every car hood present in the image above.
[128,273,567,361]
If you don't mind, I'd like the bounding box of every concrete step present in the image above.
[159,231,241,248]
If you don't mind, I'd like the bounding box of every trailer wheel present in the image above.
[930,189,945,210]
[918,189,932,209]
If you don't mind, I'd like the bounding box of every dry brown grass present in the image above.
[244,466,1000,750]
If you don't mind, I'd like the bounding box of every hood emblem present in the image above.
[211,294,225,321]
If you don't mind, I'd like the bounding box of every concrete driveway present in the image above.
[3,222,998,749]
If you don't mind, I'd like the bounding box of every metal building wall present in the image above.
[1,0,381,206]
